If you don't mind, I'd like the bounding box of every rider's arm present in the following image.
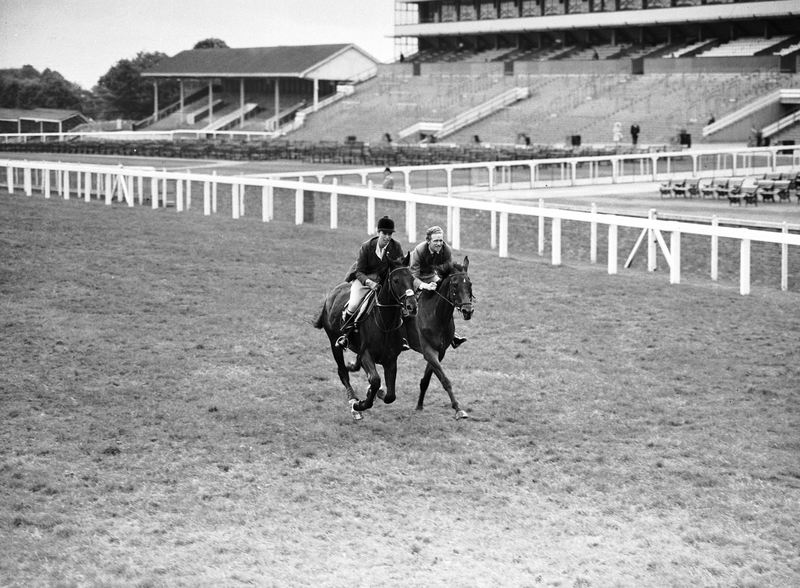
[409,244,424,290]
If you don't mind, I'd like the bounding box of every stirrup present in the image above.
[451,335,467,349]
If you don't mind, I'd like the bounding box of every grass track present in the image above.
[1,191,799,587]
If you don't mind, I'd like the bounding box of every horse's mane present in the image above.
[438,260,464,279]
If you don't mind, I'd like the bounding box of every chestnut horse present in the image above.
[314,253,417,420]
[403,257,474,420]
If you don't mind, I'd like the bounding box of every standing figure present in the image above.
[613,121,623,147]
[382,167,394,190]
[630,123,640,146]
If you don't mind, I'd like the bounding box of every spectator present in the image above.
[382,167,394,190]
[630,123,640,146]
[592,50,599,60]
[707,114,716,125]
[612,121,622,148]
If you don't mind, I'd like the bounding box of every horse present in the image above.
[402,256,474,420]
[313,253,417,420]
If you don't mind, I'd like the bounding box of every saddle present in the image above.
[342,289,377,329]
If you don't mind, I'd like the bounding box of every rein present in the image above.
[373,266,414,333]
[430,271,474,310]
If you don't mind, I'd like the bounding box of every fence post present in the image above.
[232,183,240,219]
[781,223,788,291]
[538,198,545,256]
[24,167,32,196]
[647,209,657,272]
[212,171,218,213]
[405,183,416,243]
[137,174,143,206]
[176,177,184,212]
[204,181,211,216]
[499,211,508,258]
[490,198,497,249]
[329,178,338,229]
[295,187,303,225]
[551,217,561,266]
[711,216,719,281]
[151,176,158,209]
[105,173,112,205]
[608,223,618,275]
[185,176,192,210]
[85,172,92,202]
[43,168,50,198]
[239,181,245,217]
[367,181,375,233]
[5,165,12,194]
[740,237,751,296]
[452,206,461,250]
[670,229,681,284]
[590,203,598,264]
[75,170,81,201]
[161,171,167,208]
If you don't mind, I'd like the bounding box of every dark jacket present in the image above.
[410,240,452,290]
[344,236,404,285]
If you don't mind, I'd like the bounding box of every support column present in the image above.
[274,79,280,120]
[179,80,185,122]
[153,82,159,122]
[208,80,214,125]
[313,78,319,111]
[239,78,245,127]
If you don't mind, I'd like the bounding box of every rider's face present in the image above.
[429,232,444,253]
[377,230,393,248]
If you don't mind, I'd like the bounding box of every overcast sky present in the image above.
[0,0,397,89]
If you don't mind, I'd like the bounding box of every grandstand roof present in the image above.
[142,44,379,80]
[0,108,87,122]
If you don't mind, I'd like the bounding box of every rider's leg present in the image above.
[337,281,369,348]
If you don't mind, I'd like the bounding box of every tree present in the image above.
[193,38,228,49]
[95,51,178,120]
[0,66,84,110]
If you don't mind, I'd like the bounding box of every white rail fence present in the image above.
[3,158,800,296]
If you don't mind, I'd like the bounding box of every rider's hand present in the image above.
[366,279,379,291]
[426,282,437,291]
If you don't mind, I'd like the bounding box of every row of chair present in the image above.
[660,172,800,205]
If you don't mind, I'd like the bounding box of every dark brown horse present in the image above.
[403,256,474,420]
[314,253,417,420]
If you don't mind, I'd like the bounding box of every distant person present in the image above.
[592,50,599,60]
[410,226,467,349]
[630,123,640,146]
[612,121,622,148]
[399,53,405,62]
[382,167,394,190]
[707,114,716,125]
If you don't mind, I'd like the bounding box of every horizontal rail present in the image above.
[4,157,799,296]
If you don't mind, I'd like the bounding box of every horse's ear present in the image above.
[463,256,469,272]
[402,252,410,267]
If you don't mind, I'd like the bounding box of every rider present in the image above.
[337,216,405,349]
[409,225,467,349]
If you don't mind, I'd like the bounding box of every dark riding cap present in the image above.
[377,216,395,233]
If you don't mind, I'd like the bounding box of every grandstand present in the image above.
[4,2,799,157]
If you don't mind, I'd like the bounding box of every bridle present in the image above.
[374,266,415,332]
[432,271,474,315]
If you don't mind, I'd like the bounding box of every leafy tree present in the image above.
[193,38,229,49]
[0,66,84,110]
[95,51,178,120]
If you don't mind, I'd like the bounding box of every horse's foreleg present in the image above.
[380,360,398,405]
[417,363,434,411]
[352,353,380,413]
[421,351,468,420]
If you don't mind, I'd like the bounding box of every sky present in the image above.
[0,0,397,89]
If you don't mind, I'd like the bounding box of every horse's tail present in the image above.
[311,295,327,329]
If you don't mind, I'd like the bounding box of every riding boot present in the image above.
[451,332,467,349]
[336,309,356,349]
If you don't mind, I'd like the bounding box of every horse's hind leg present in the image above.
[330,343,362,420]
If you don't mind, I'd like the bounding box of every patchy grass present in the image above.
[1,191,799,588]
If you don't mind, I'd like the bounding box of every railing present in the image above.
[203,103,259,131]
[132,87,210,131]
[703,88,800,137]
[4,156,800,296]
[761,108,800,139]
[436,86,530,140]
[270,145,800,193]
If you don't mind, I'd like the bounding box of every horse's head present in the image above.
[381,252,417,318]
[441,256,474,321]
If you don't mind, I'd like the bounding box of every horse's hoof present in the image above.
[454,410,469,420]
[376,387,386,400]
[349,399,363,421]
[382,393,396,405]
[415,405,424,412]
